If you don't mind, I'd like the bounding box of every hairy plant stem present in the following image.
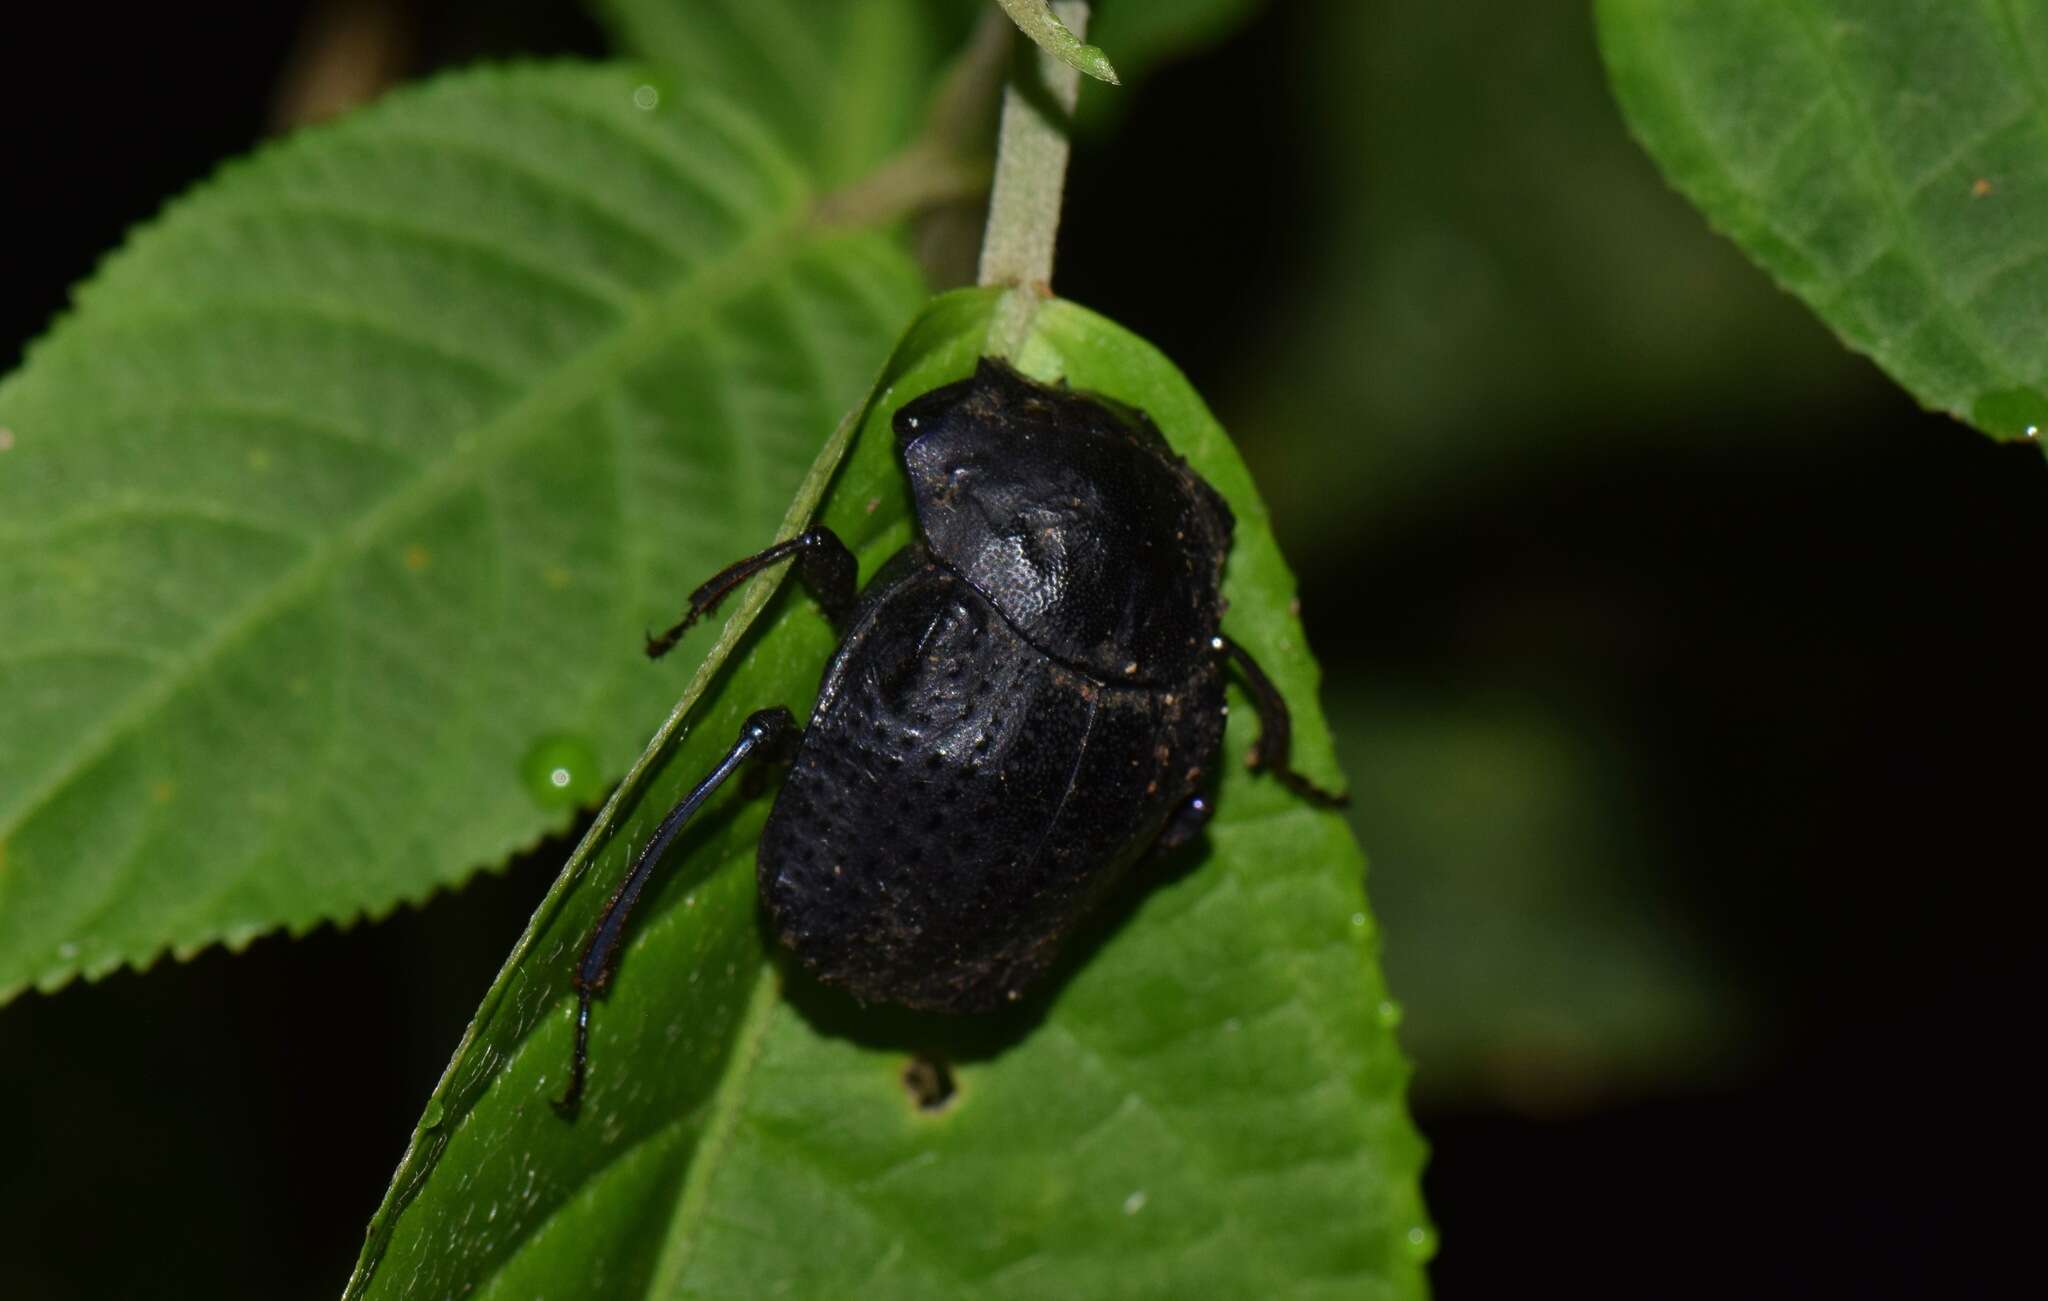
[978,1,1091,356]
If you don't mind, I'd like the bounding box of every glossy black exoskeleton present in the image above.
[555,358,1340,1111]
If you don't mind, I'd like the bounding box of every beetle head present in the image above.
[890,358,1232,686]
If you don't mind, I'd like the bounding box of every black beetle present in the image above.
[556,358,1340,1111]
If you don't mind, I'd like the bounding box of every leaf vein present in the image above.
[1783,0,2016,385]
[204,196,643,313]
[361,123,738,262]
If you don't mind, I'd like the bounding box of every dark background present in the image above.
[2,1,2035,1296]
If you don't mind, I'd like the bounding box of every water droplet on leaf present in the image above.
[1405,1223,1438,1260]
[520,734,603,810]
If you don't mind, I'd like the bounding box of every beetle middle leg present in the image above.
[1215,635,1348,807]
[555,706,799,1114]
[646,526,858,658]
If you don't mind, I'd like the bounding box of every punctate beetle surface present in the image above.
[556,358,1340,1111]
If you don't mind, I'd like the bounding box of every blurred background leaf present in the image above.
[1087,0,1261,75]
[1333,688,1737,1109]
[1599,0,2048,441]
[592,0,981,185]
[1187,0,1883,554]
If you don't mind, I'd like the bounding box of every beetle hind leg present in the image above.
[554,706,799,1115]
[647,527,858,658]
[1215,635,1349,808]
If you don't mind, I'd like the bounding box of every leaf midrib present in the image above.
[644,962,785,1295]
[0,211,819,875]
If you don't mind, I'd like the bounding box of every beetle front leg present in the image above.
[646,527,858,658]
[556,706,799,1115]
[1215,635,1348,808]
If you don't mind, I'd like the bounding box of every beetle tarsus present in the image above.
[1268,766,1349,809]
[553,990,594,1115]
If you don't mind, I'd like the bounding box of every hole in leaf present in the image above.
[902,1053,957,1113]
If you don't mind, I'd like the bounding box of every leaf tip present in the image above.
[1076,44,1122,86]
[999,1,1122,86]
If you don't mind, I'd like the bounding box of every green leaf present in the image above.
[1333,689,1743,1108]
[594,0,985,185]
[1597,0,2048,441]
[346,288,1429,1300]
[0,64,928,1001]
